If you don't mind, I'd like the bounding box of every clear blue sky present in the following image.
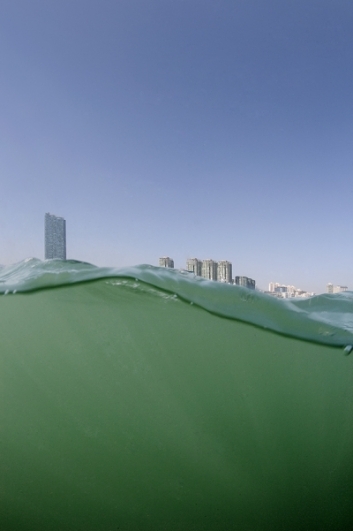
[1,0,352,292]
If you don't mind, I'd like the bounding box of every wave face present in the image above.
[1,259,353,530]
[1,258,353,347]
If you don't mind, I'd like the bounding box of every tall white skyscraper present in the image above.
[45,213,66,260]
[186,258,202,276]
[217,261,232,283]
[201,259,218,281]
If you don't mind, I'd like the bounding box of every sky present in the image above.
[1,0,352,292]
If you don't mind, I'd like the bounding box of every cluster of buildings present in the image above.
[265,282,349,299]
[43,213,349,297]
[159,256,256,289]
[265,282,315,299]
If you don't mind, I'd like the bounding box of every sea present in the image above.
[1,258,353,530]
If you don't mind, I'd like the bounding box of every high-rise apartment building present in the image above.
[186,258,202,276]
[201,259,218,281]
[45,213,66,260]
[235,276,256,289]
[217,261,232,283]
[159,257,174,268]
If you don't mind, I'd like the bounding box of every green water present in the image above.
[1,261,353,530]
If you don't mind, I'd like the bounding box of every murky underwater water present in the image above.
[1,260,353,530]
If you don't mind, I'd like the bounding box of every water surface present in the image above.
[1,260,353,530]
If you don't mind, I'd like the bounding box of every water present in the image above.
[1,259,353,530]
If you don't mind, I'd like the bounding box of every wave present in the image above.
[1,258,353,348]
[1,258,353,529]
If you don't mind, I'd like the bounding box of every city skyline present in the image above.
[162,255,256,289]
[1,2,352,293]
[159,255,324,296]
[160,256,349,295]
[0,208,350,293]
[1,209,345,294]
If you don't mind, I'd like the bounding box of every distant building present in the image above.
[186,258,202,276]
[45,213,66,260]
[267,281,314,298]
[235,276,255,290]
[275,285,287,294]
[201,259,218,281]
[159,257,174,268]
[263,291,283,298]
[218,261,232,283]
[327,283,348,294]
[269,282,288,294]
